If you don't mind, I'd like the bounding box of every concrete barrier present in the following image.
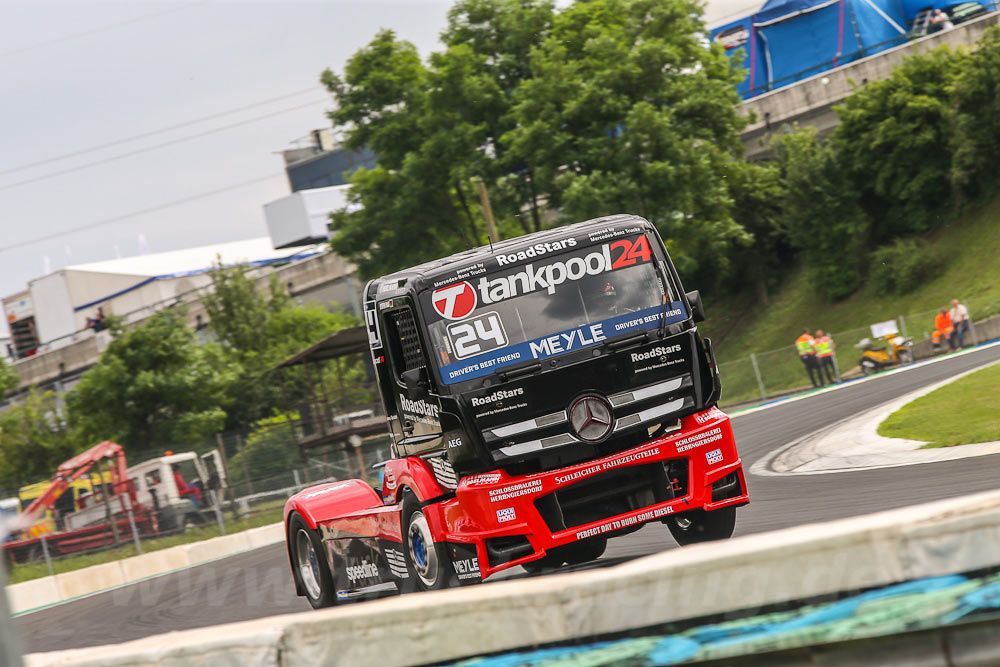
[740,11,1000,159]
[120,548,191,583]
[182,532,251,565]
[24,489,1000,667]
[6,522,284,615]
[5,578,61,614]
[54,562,126,601]
[245,523,285,551]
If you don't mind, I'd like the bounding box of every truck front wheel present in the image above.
[288,513,336,609]
[666,507,736,546]
[402,496,455,592]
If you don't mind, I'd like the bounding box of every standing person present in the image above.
[931,8,954,30]
[814,329,837,385]
[934,308,956,351]
[795,328,821,388]
[949,299,970,348]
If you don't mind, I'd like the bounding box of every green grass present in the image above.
[7,504,285,585]
[877,362,1000,448]
[702,195,1000,404]
[704,196,1000,358]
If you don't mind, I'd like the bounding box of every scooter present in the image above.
[854,335,913,375]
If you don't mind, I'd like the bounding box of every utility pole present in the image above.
[476,179,499,244]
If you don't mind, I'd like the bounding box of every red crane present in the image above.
[5,441,156,564]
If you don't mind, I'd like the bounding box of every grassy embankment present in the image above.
[701,195,1000,405]
[876,362,1000,449]
[7,501,285,585]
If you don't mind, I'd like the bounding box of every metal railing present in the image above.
[715,300,993,407]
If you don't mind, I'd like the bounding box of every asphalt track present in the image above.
[16,343,1000,655]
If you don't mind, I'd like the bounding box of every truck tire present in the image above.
[666,507,736,546]
[562,537,608,565]
[401,495,455,592]
[288,513,336,609]
[522,537,607,573]
[521,552,564,574]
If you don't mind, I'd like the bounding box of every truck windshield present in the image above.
[420,233,688,385]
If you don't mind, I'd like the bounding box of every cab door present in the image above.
[377,299,444,457]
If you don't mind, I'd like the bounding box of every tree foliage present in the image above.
[952,27,1000,204]
[202,263,361,430]
[774,127,868,300]
[0,356,18,399]
[0,391,75,490]
[833,47,967,242]
[325,0,751,284]
[321,7,1000,307]
[506,0,750,280]
[225,415,299,491]
[65,308,234,454]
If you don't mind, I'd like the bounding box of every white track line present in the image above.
[748,349,1000,476]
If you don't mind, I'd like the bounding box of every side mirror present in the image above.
[686,290,706,323]
[401,367,430,400]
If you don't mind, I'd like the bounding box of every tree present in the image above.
[65,308,234,454]
[724,160,787,304]
[0,390,75,489]
[202,263,362,429]
[225,415,299,492]
[324,0,752,283]
[201,264,292,358]
[324,30,482,279]
[833,46,967,242]
[504,0,751,282]
[0,356,18,399]
[325,2,562,280]
[952,28,1000,204]
[774,127,868,300]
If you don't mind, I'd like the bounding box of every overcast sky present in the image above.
[0,0,759,339]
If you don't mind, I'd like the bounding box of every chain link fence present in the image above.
[1,423,392,586]
[718,301,997,407]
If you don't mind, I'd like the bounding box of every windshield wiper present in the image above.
[498,361,542,381]
[603,330,649,351]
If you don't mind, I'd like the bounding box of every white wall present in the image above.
[29,272,77,343]
[264,184,350,248]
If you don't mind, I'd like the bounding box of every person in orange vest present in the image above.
[814,329,837,385]
[795,328,821,388]
[933,308,955,351]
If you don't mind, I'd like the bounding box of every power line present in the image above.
[0,87,325,177]
[0,99,328,193]
[0,172,286,254]
[0,1,210,59]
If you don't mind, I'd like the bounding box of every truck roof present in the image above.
[369,214,651,297]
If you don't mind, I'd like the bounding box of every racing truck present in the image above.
[284,214,749,608]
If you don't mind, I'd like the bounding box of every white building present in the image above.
[2,238,324,357]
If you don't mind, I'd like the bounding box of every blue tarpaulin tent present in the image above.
[712,0,910,97]
[709,16,765,97]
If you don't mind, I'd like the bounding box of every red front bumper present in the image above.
[425,407,748,579]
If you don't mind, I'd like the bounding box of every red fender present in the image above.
[284,480,382,530]
[381,457,447,506]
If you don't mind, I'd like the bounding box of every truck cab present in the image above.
[366,215,724,477]
[285,214,748,608]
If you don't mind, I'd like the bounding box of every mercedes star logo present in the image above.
[569,396,613,441]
